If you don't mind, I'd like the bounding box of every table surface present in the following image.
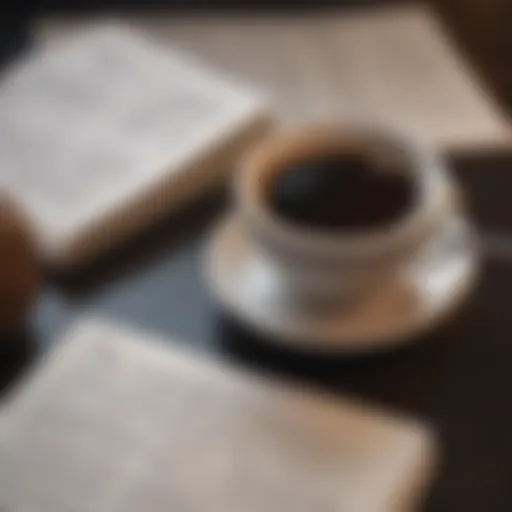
[3,8,512,512]
[0,150,508,512]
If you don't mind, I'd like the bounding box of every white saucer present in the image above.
[206,215,479,353]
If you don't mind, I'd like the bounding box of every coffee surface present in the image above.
[267,153,416,231]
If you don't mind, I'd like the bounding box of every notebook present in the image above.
[0,25,272,268]
[0,317,436,511]
[45,4,508,150]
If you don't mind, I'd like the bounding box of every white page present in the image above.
[0,25,269,265]
[0,317,435,512]
[47,4,507,149]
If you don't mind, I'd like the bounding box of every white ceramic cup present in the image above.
[235,124,458,305]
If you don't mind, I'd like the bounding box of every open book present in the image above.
[0,317,436,511]
[0,26,272,267]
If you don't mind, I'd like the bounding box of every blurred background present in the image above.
[1,1,512,511]
[2,0,511,114]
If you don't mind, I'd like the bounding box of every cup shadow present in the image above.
[215,311,427,383]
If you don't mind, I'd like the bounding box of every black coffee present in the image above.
[267,152,416,231]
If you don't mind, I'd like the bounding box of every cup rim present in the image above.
[235,123,452,258]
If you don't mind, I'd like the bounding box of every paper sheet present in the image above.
[0,25,269,266]
[41,4,511,150]
[0,317,435,512]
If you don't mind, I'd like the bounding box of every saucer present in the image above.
[206,214,479,353]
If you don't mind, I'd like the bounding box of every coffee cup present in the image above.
[235,124,458,305]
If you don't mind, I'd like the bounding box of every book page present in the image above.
[0,25,266,253]
[43,5,508,150]
[0,317,435,512]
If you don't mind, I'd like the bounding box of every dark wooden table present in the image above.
[2,3,512,510]
[0,150,507,512]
